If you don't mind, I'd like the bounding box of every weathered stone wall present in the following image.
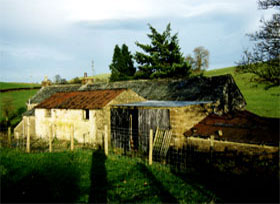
[186,136,279,156]
[170,103,212,148]
[14,116,36,139]
[35,108,96,144]
[33,90,145,146]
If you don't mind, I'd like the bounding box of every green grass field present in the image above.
[204,67,280,118]
[0,90,38,126]
[0,82,40,90]
[1,147,278,203]
[0,148,216,203]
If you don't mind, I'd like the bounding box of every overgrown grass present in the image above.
[0,90,38,126]
[0,148,217,203]
[0,82,40,90]
[205,67,280,118]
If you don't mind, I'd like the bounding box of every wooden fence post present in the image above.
[210,135,215,162]
[71,125,74,151]
[149,129,153,165]
[15,132,19,147]
[210,135,215,147]
[104,125,108,156]
[129,114,133,150]
[26,118,30,153]
[49,124,52,152]
[8,127,11,147]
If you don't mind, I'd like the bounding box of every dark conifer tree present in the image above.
[134,23,191,79]
[109,44,135,82]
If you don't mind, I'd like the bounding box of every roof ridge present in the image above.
[35,88,128,109]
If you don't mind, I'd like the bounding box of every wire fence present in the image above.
[0,125,278,177]
[110,125,279,176]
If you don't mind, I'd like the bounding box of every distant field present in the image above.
[0,82,41,90]
[205,67,280,118]
[0,89,38,126]
[70,73,111,83]
[93,73,111,80]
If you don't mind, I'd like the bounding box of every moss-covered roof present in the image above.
[30,84,81,104]
[30,74,246,114]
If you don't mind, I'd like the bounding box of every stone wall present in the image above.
[35,108,96,144]
[186,136,279,156]
[170,103,212,148]
[14,116,36,139]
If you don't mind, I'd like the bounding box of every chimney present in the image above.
[41,75,51,87]
[84,72,88,78]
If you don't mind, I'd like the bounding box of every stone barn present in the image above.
[111,100,213,151]
[17,89,145,145]
[15,74,246,148]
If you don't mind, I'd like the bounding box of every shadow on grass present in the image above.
[137,162,178,203]
[1,153,81,203]
[89,147,108,203]
[172,165,279,203]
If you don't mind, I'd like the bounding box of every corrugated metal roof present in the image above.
[35,89,126,109]
[115,100,212,108]
[184,111,279,146]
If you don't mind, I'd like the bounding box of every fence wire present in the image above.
[1,125,278,177]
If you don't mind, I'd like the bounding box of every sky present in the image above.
[0,0,275,83]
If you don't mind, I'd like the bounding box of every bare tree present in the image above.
[187,46,209,72]
[54,75,62,84]
[185,54,195,68]
[54,74,68,84]
[236,0,280,85]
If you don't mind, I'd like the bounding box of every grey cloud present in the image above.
[76,19,150,31]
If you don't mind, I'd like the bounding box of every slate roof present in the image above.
[29,74,246,113]
[114,100,212,108]
[30,84,81,104]
[81,74,246,113]
[35,89,126,109]
[22,109,35,116]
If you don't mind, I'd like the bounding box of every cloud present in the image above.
[77,19,148,31]
[0,41,72,61]
[0,0,276,82]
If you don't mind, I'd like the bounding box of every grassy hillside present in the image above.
[93,73,111,80]
[0,90,38,127]
[0,82,40,90]
[204,67,280,118]
[69,73,111,83]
